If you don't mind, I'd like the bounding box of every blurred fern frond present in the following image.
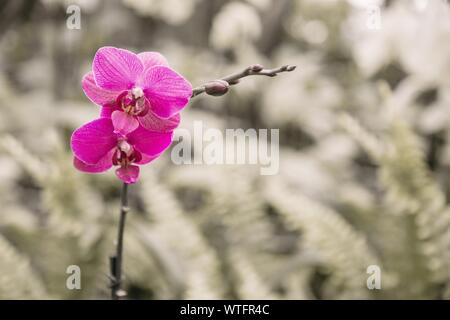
[264,177,381,299]
[0,234,49,299]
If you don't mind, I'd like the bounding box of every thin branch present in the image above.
[191,64,296,98]
[110,182,129,300]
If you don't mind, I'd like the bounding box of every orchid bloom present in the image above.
[71,118,172,184]
[82,46,192,134]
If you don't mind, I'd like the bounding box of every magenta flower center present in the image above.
[116,87,148,117]
[112,139,142,167]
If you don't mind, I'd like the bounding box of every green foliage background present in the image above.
[0,0,450,299]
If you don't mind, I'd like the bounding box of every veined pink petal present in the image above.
[73,149,114,173]
[100,105,118,118]
[71,118,117,164]
[135,153,158,165]
[116,165,140,184]
[93,46,143,91]
[82,72,119,106]
[141,66,192,119]
[138,104,180,132]
[111,111,139,135]
[138,52,169,70]
[127,126,173,156]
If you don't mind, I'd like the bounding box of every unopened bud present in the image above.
[204,80,229,96]
[250,64,264,72]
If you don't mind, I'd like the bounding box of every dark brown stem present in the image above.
[110,183,129,300]
[191,64,296,98]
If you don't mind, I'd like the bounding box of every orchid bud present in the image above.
[250,64,264,72]
[204,80,230,96]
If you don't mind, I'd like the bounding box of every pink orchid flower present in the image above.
[71,117,172,184]
[82,46,192,134]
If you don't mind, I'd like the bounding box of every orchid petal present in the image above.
[100,105,117,118]
[141,66,192,119]
[111,111,139,135]
[127,126,173,156]
[135,153,158,165]
[138,52,169,70]
[138,105,180,132]
[82,72,119,106]
[71,118,117,164]
[93,46,143,91]
[116,165,140,184]
[73,149,114,173]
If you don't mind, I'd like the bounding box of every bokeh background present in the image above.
[1,0,450,299]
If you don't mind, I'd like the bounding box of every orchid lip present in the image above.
[112,146,141,167]
[112,138,142,168]
[116,90,148,116]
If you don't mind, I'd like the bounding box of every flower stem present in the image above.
[110,182,129,300]
[191,64,296,98]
